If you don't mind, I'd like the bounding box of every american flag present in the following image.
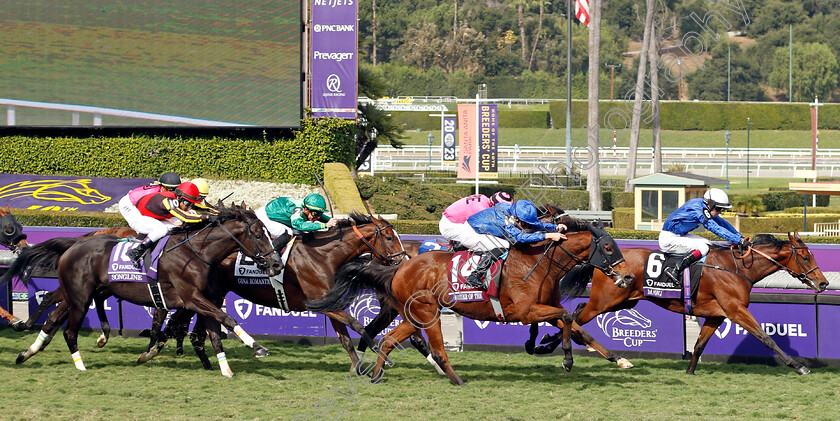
[575,0,590,26]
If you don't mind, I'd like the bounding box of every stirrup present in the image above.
[465,274,485,290]
[664,267,680,283]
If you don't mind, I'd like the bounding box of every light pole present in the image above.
[725,130,731,189]
[605,63,621,101]
[746,118,752,189]
[427,132,434,170]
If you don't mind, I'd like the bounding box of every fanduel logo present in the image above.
[235,299,253,319]
[313,24,355,32]
[715,319,808,339]
[313,51,354,62]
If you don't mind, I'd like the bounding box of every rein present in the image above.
[349,219,406,265]
[168,217,273,268]
[701,243,820,289]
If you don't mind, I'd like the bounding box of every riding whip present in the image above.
[312,172,335,216]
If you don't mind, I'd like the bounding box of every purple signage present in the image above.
[478,104,498,174]
[225,292,326,337]
[28,277,120,329]
[442,117,457,162]
[818,304,840,359]
[702,303,817,357]
[324,292,404,339]
[462,298,683,354]
[0,173,154,212]
[310,0,358,119]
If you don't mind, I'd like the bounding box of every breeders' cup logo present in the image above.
[596,309,657,348]
[326,74,342,93]
[235,299,253,320]
[0,179,110,204]
[349,292,380,324]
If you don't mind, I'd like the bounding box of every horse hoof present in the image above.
[137,353,151,364]
[254,345,269,358]
[585,346,596,352]
[524,340,535,355]
[176,347,184,357]
[15,352,27,365]
[562,359,573,372]
[617,358,634,369]
[796,366,810,375]
[370,369,385,384]
[97,336,108,348]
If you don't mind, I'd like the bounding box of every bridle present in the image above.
[170,216,274,270]
[739,242,821,290]
[350,218,407,265]
[526,227,625,280]
[0,214,27,254]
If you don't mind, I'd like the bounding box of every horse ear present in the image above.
[242,202,248,210]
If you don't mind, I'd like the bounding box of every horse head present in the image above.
[0,205,28,252]
[339,213,406,265]
[585,221,634,287]
[786,232,829,293]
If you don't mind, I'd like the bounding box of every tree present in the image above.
[769,42,839,102]
[527,0,548,71]
[624,0,655,193]
[351,65,406,178]
[748,0,805,37]
[686,41,766,101]
[587,0,602,211]
[510,0,529,62]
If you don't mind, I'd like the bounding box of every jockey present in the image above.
[660,187,749,282]
[464,199,567,290]
[255,193,338,252]
[125,181,211,267]
[189,178,219,215]
[439,191,513,248]
[118,172,181,233]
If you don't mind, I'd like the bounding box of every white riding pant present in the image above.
[439,215,476,245]
[119,194,175,242]
[459,224,510,252]
[658,230,711,256]
[255,206,292,238]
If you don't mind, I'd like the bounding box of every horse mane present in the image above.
[751,233,787,249]
[306,256,398,313]
[167,206,238,235]
[301,212,374,242]
[560,215,589,232]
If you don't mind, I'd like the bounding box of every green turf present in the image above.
[1,329,838,420]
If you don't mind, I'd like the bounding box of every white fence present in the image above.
[366,145,840,178]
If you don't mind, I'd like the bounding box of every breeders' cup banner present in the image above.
[456,104,498,178]
[442,117,457,163]
[0,174,153,211]
[462,298,684,354]
[310,0,358,119]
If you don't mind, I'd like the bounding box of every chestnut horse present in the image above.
[548,233,829,375]
[1,204,281,377]
[309,222,635,385]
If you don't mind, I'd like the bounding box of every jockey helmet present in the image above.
[491,191,513,205]
[191,178,210,198]
[511,200,540,226]
[175,182,202,204]
[158,172,181,189]
[703,188,732,210]
[303,193,328,213]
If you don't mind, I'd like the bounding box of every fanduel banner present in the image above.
[442,117,457,163]
[310,0,358,119]
[0,174,153,212]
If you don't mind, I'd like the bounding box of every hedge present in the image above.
[548,101,840,131]
[0,118,356,184]
[388,110,550,131]
[761,191,829,211]
[324,163,367,214]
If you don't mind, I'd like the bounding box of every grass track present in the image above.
[1,330,838,420]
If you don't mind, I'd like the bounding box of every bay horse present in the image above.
[1,204,281,377]
[138,212,408,371]
[0,205,30,326]
[308,222,635,385]
[548,232,829,375]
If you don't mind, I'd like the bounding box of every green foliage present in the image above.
[731,194,765,215]
[685,41,766,102]
[761,191,829,211]
[737,214,840,234]
[324,163,367,214]
[769,42,839,102]
[0,119,356,184]
[498,110,550,128]
[611,207,635,230]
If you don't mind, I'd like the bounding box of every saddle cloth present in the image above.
[642,251,705,299]
[445,251,504,303]
[231,237,296,311]
[107,236,168,283]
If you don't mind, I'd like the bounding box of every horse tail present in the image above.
[558,264,595,300]
[0,237,81,285]
[306,257,400,313]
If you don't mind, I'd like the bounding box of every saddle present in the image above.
[446,250,507,321]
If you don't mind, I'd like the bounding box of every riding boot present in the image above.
[272,232,293,255]
[664,251,701,284]
[465,248,506,290]
[126,238,153,269]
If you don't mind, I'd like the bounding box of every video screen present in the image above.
[0,0,302,127]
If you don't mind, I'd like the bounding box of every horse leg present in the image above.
[325,310,392,367]
[168,311,193,357]
[357,303,440,374]
[138,308,169,363]
[93,295,111,348]
[202,317,234,378]
[520,304,575,372]
[188,315,213,370]
[686,317,724,375]
[726,308,810,375]
[20,289,61,331]
[326,317,361,372]
[17,299,70,364]
[0,304,23,328]
[185,296,269,358]
[416,318,464,385]
[63,301,90,371]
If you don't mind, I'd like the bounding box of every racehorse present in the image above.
[0,205,30,326]
[1,204,282,377]
[548,232,829,375]
[308,222,635,385]
[138,212,408,371]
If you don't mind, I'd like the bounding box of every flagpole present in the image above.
[565,0,573,176]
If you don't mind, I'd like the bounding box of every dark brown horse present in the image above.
[0,205,30,326]
[1,204,281,377]
[309,222,635,385]
[550,232,829,375]
[139,213,408,371]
